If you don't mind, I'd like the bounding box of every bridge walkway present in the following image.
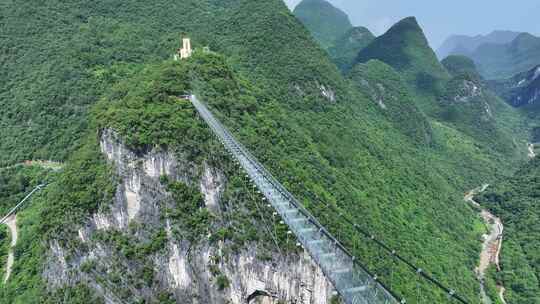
[190,95,400,304]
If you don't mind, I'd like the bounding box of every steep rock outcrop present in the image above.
[43,129,333,304]
[488,65,540,107]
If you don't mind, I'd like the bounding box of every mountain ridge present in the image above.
[293,0,353,49]
[437,30,523,59]
[328,26,375,72]
[469,32,540,79]
[355,16,450,95]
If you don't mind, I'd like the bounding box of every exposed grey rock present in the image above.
[452,80,482,103]
[488,65,540,108]
[42,129,334,304]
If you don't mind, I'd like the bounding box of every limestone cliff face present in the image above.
[43,129,334,304]
[450,79,483,103]
[489,65,540,107]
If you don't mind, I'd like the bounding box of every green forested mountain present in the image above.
[355,17,450,97]
[354,18,526,160]
[293,0,353,49]
[478,157,540,304]
[292,1,374,73]
[469,33,540,80]
[329,26,375,72]
[0,0,197,165]
[0,0,339,166]
[439,54,527,156]
[0,0,535,303]
[442,55,482,80]
[348,60,433,145]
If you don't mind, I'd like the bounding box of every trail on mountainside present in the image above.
[498,287,507,304]
[465,185,506,304]
[2,215,18,283]
[1,160,64,171]
[528,143,537,159]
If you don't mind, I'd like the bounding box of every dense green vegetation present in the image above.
[477,157,540,304]
[356,17,450,99]
[5,46,497,302]
[442,55,482,80]
[0,166,52,216]
[0,225,9,283]
[348,59,433,145]
[353,17,527,162]
[0,165,57,302]
[293,0,353,49]
[484,266,505,304]
[440,73,526,157]
[440,56,530,159]
[1,0,536,302]
[328,26,375,72]
[95,52,491,303]
[292,0,374,72]
[0,0,348,166]
[165,181,212,243]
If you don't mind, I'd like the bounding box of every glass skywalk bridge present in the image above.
[190,95,400,304]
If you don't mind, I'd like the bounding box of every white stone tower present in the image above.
[180,38,192,59]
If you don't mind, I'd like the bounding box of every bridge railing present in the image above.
[0,184,46,224]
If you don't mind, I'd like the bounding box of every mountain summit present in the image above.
[293,0,352,49]
[329,26,375,72]
[355,17,449,93]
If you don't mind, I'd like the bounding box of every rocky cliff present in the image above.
[42,129,333,304]
[488,65,540,108]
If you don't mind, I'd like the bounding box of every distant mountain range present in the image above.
[439,31,540,80]
[294,0,526,156]
[437,31,522,59]
[470,33,540,79]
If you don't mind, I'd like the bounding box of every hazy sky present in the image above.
[284,0,540,48]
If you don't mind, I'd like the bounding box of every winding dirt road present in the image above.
[2,214,17,283]
[0,185,45,284]
[465,185,506,304]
